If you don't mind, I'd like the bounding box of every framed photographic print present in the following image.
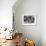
[22,14,36,25]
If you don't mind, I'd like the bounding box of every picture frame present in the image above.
[22,14,36,25]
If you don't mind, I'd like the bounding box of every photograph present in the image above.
[0,0,45,46]
[22,15,36,25]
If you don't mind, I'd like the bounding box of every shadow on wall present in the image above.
[12,0,41,46]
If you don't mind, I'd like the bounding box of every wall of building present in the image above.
[13,0,46,46]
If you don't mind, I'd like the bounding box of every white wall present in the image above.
[0,0,16,30]
[13,0,46,46]
[41,0,46,46]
